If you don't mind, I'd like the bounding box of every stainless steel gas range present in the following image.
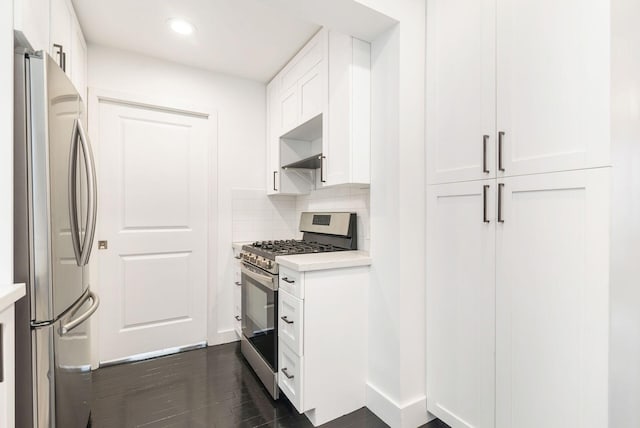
[239,212,357,398]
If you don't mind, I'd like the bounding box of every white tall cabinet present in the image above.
[426,180,496,428]
[426,0,612,427]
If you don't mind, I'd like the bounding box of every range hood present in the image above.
[282,154,322,170]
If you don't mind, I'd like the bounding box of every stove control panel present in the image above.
[240,250,278,274]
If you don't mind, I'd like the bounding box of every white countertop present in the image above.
[276,250,372,272]
[0,283,26,312]
[232,241,251,252]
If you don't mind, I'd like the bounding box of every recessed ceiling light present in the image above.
[167,18,195,35]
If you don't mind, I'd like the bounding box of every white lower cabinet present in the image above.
[427,168,610,428]
[0,304,16,428]
[233,248,242,338]
[277,265,368,426]
[278,341,304,410]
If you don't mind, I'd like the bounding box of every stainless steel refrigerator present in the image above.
[14,46,99,428]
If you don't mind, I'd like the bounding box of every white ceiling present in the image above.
[71,0,322,82]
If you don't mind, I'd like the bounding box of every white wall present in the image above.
[357,1,428,427]
[610,0,640,425]
[1,0,13,286]
[87,44,267,345]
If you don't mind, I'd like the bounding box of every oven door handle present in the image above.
[241,264,277,292]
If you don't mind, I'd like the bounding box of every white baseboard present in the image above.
[208,329,240,346]
[366,383,430,428]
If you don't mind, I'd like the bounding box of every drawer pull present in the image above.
[282,277,295,284]
[234,315,241,321]
[280,316,294,324]
[235,282,242,287]
[234,256,241,260]
[281,367,294,379]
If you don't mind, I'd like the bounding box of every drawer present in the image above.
[279,266,304,299]
[233,268,241,287]
[278,342,304,413]
[278,290,303,356]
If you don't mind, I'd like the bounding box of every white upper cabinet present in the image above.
[266,28,371,195]
[496,0,610,177]
[324,32,371,187]
[278,30,327,135]
[70,19,87,100]
[267,78,315,195]
[426,0,496,184]
[48,0,87,98]
[427,0,611,183]
[14,0,51,52]
[49,0,72,74]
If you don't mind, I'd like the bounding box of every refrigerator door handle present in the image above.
[76,119,98,266]
[68,120,82,266]
[61,291,99,334]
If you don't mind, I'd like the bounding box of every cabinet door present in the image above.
[266,79,281,195]
[298,62,324,126]
[70,21,86,99]
[49,0,72,77]
[280,85,299,135]
[496,168,609,428]
[496,0,610,176]
[278,290,304,356]
[426,180,495,428]
[426,0,496,184]
[0,305,16,428]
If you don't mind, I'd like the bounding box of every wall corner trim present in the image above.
[365,382,429,428]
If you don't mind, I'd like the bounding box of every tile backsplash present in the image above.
[231,189,297,242]
[231,186,370,251]
[295,186,370,251]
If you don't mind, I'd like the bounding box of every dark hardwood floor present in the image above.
[92,342,448,428]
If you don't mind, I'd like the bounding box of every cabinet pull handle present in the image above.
[498,183,505,223]
[281,367,295,379]
[320,155,327,183]
[483,185,490,223]
[280,316,294,324]
[498,131,505,172]
[273,171,278,191]
[281,277,295,284]
[235,282,242,287]
[62,51,66,72]
[235,315,241,321]
[483,135,490,173]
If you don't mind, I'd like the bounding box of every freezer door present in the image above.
[28,53,88,322]
[53,290,97,428]
[33,290,97,428]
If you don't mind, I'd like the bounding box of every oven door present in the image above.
[241,263,278,371]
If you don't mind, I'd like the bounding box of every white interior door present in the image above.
[496,0,610,176]
[496,168,609,428]
[96,98,210,364]
[426,0,496,184]
[426,180,495,428]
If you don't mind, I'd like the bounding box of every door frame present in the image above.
[87,88,218,369]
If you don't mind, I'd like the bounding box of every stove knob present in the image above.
[266,260,272,269]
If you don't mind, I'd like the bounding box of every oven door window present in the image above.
[241,270,277,370]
